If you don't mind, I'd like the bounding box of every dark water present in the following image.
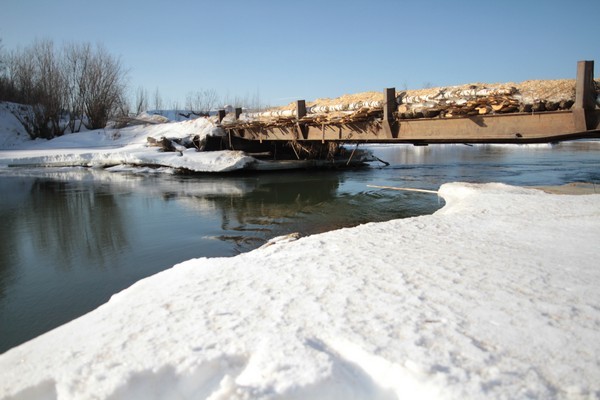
[1,142,599,353]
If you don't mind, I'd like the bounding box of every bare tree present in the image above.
[63,42,91,132]
[5,40,66,138]
[249,88,262,112]
[6,47,36,105]
[4,41,66,137]
[134,86,148,115]
[34,40,67,136]
[171,100,180,117]
[153,87,162,112]
[3,49,36,136]
[2,40,128,136]
[0,38,7,100]
[221,89,268,113]
[81,45,127,130]
[185,89,219,116]
[203,89,219,113]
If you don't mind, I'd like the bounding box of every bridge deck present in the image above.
[220,61,599,146]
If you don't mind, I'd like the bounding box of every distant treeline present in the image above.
[0,38,269,139]
[0,39,127,138]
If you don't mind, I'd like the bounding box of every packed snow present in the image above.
[0,104,255,172]
[0,182,599,399]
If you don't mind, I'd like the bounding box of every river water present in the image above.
[1,142,599,353]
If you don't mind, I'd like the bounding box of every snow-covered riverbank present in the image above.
[0,104,375,172]
[0,104,258,172]
[1,182,599,399]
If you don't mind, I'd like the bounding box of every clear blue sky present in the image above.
[1,0,598,107]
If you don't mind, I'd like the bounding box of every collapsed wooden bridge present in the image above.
[216,61,599,156]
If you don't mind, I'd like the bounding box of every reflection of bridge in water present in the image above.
[218,61,599,155]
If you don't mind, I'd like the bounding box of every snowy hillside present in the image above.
[0,102,32,148]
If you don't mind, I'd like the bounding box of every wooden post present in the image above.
[233,108,245,139]
[217,109,226,123]
[573,60,595,132]
[382,88,398,138]
[296,100,308,140]
[297,100,307,119]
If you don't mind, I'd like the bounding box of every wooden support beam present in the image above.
[383,88,395,120]
[217,109,226,123]
[382,88,398,138]
[573,60,595,131]
[296,100,308,139]
[297,100,307,119]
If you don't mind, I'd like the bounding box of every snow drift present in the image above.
[0,106,257,172]
[1,182,599,399]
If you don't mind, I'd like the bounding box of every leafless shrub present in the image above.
[153,87,162,112]
[4,40,66,138]
[34,40,67,136]
[81,45,126,130]
[2,40,127,137]
[221,89,267,113]
[135,86,148,115]
[63,42,91,133]
[186,89,219,116]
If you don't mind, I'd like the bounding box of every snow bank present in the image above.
[0,112,259,172]
[0,102,31,148]
[1,182,599,399]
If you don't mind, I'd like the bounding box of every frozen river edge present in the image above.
[1,181,599,400]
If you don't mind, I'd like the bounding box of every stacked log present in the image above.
[395,81,579,120]
[225,102,383,130]
[221,79,598,130]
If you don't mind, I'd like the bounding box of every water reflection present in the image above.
[27,179,129,271]
[0,178,27,302]
[197,173,341,253]
[0,175,136,352]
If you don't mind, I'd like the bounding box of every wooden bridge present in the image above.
[216,61,599,152]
